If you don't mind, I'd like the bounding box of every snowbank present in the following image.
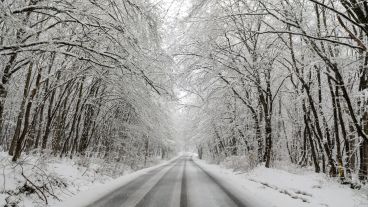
[194,157,368,207]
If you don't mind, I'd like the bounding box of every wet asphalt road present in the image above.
[86,156,247,207]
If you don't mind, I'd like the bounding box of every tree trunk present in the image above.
[70,98,84,158]
[40,53,57,151]
[335,86,351,179]
[303,101,320,173]
[144,138,149,167]
[328,77,344,179]
[60,81,83,157]
[0,54,17,140]
[13,61,44,161]
[358,53,368,181]
[9,62,33,156]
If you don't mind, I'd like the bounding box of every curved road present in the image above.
[86,156,247,207]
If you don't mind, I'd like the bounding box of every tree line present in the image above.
[176,0,368,183]
[0,0,175,168]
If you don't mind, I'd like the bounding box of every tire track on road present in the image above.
[135,157,186,207]
[191,157,247,207]
[180,158,187,207]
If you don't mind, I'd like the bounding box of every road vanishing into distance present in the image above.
[86,156,249,207]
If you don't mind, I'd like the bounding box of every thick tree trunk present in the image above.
[264,115,272,168]
[263,79,273,168]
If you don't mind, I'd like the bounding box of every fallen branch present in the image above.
[20,168,48,204]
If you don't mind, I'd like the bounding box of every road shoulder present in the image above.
[193,156,368,207]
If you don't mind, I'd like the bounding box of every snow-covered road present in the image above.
[85,156,252,207]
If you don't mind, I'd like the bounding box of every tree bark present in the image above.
[13,63,42,161]
[9,62,33,156]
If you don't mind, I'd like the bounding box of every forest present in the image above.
[0,0,367,206]
[0,0,176,167]
[175,0,368,183]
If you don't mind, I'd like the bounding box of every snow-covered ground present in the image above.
[2,151,367,207]
[194,157,368,207]
[0,151,171,207]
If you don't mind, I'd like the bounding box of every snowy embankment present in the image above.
[0,152,175,207]
[194,157,368,207]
